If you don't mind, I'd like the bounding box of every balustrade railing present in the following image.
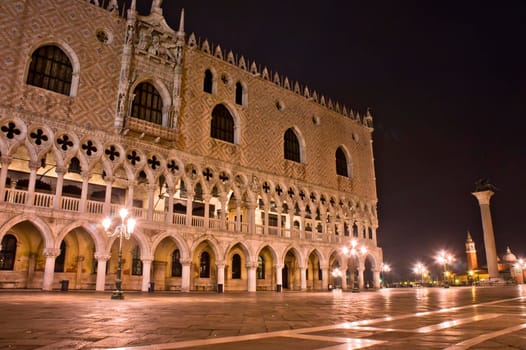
[0,188,345,243]
[33,192,54,208]
[61,196,80,212]
[86,200,104,214]
[4,188,27,204]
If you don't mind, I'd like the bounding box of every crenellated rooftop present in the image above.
[84,0,373,128]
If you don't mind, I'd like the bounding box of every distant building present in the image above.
[0,1,382,292]
[460,232,523,285]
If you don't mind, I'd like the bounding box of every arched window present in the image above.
[284,128,301,162]
[257,255,265,279]
[131,246,143,275]
[368,227,373,240]
[235,82,244,105]
[199,251,210,278]
[0,234,17,270]
[171,249,182,277]
[203,69,213,93]
[353,223,359,237]
[211,104,234,143]
[27,45,73,96]
[232,254,241,279]
[54,241,66,272]
[336,147,349,177]
[131,82,163,125]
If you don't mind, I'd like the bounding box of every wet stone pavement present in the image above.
[0,286,525,349]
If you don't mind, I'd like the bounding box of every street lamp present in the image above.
[332,267,343,289]
[413,262,427,287]
[102,208,136,300]
[342,240,367,292]
[435,250,454,288]
[381,263,391,288]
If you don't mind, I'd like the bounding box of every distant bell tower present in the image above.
[465,231,478,271]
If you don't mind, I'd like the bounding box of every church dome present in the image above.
[502,246,517,263]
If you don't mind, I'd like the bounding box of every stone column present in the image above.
[53,167,65,209]
[219,195,228,230]
[235,199,242,232]
[373,269,381,289]
[247,201,256,234]
[103,177,113,215]
[26,160,38,206]
[472,190,499,279]
[141,259,153,292]
[26,252,37,288]
[42,248,59,291]
[276,207,283,236]
[203,194,211,228]
[147,184,155,221]
[186,193,194,227]
[263,204,269,235]
[275,263,283,292]
[166,186,174,224]
[321,264,329,290]
[94,254,111,292]
[181,260,191,292]
[357,265,365,290]
[300,266,307,291]
[79,171,90,212]
[75,256,85,289]
[247,263,257,292]
[341,267,348,289]
[126,181,136,208]
[0,156,10,201]
[216,263,225,293]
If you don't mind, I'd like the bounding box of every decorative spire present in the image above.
[466,230,473,242]
[151,0,163,15]
[130,0,136,10]
[178,9,185,33]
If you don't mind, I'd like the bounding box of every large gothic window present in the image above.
[211,104,234,143]
[284,128,301,162]
[171,249,182,277]
[54,241,66,272]
[203,69,213,93]
[131,246,143,275]
[131,82,163,125]
[27,45,73,96]
[0,234,17,270]
[257,255,265,279]
[336,147,349,177]
[232,254,241,279]
[199,251,210,278]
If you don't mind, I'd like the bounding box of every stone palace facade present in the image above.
[0,0,382,292]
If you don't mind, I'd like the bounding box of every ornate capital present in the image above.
[94,253,111,261]
[42,248,60,258]
[472,190,494,205]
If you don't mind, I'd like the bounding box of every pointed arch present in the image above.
[336,146,352,178]
[284,127,305,163]
[211,103,239,144]
[25,41,80,97]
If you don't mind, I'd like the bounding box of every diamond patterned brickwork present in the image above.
[0,0,123,131]
[0,0,377,203]
[178,49,377,200]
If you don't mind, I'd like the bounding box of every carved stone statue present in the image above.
[474,178,497,192]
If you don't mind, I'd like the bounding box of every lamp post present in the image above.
[102,208,136,300]
[342,240,367,293]
[436,250,453,288]
[381,263,391,288]
[413,262,427,287]
[332,267,342,289]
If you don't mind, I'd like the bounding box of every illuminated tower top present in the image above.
[465,231,478,271]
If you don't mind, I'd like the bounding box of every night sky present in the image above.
[137,1,525,279]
